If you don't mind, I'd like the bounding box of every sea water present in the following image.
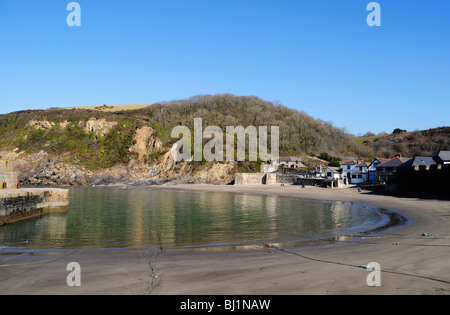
[0,186,390,252]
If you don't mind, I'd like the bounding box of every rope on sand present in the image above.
[262,243,450,286]
[145,228,163,295]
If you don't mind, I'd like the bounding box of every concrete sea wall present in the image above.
[0,172,19,189]
[0,188,69,226]
[235,173,305,185]
[234,173,267,185]
[0,160,19,189]
[235,173,345,188]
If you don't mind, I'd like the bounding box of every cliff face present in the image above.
[128,126,162,162]
[9,148,236,187]
[6,125,235,187]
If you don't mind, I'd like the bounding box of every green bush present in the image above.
[319,152,341,167]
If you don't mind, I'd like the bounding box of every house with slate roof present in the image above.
[432,150,450,166]
[395,150,450,195]
[339,159,373,184]
[368,157,389,184]
[376,155,411,192]
[350,161,369,184]
[340,160,357,182]
[261,156,306,173]
[324,167,341,180]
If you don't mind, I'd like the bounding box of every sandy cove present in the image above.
[0,184,449,295]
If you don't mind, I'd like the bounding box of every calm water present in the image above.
[0,187,390,252]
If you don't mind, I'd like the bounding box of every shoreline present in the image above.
[0,184,449,295]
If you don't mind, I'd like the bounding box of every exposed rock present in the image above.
[13,153,235,187]
[191,161,236,184]
[27,118,117,137]
[27,120,55,130]
[59,120,69,129]
[159,142,181,172]
[84,118,118,137]
[4,120,237,187]
[129,126,162,161]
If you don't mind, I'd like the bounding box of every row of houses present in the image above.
[324,159,377,184]
[259,151,449,194]
[323,150,450,195]
[336,154,411,185]
[382,150,450,195]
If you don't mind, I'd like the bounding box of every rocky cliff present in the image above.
[5,123,236,187]
[8,148,236,187]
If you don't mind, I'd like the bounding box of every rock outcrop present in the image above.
[27,120,56,130]
[84,118,118,137]
[128,126,162,161]
[11,147,235,187]
[27,118,118,137]
[10,118,237,187]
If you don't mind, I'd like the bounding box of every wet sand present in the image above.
[0,184,449,295]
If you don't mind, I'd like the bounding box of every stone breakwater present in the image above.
[0,188,69,226]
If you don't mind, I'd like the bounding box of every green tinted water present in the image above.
[0,187,389,251]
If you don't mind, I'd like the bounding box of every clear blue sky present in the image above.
[0,0,449,136]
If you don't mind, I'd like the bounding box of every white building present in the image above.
[324,167,341,180]
[349,161,368,184]
[261,156,305,173]
[341,160,356,180]
[340,160,370,184]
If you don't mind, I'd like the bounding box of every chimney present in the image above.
[394,152,402,158]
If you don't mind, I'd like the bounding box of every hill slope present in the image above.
[358,127,450,158]
[0,94,418,185]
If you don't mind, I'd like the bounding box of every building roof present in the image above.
[432,150,450,163]
[401,157,437,168]
[377,156,411,168]
[399,157,411,163]
[368,157,389,168]
[325,166,340,172]
[356,161,368,167]
[341,160,357,165]
[277,157,302,162]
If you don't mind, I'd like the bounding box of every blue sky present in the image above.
[0,0,449,136]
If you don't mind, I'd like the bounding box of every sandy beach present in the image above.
[0,184,449,295]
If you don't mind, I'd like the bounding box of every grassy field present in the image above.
[356,133,390,144]
[62,104,152,112]
[356,131,417,144]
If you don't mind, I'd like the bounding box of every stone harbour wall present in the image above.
[0,188,69,226]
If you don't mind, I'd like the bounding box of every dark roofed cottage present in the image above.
[395,150,450,195]
[376,156,411,192]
